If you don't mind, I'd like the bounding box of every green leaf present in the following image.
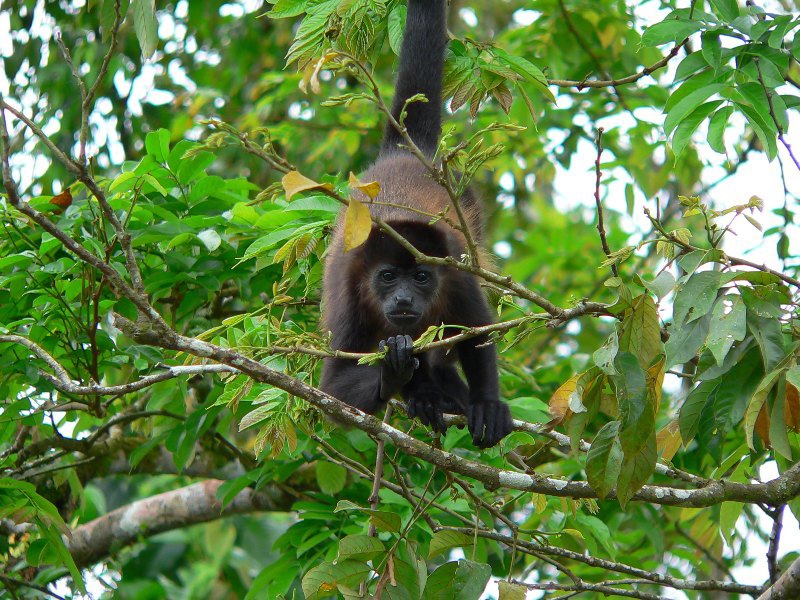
[177,151,216,185]
[618,294,662,370]
[675,52,711,81]
[636,271,675,300]
[769,378,793,458]
[428,530,475,560]
[302,560,370,600]
[316,460,347,495]
[593,330,619,376]
[333,500,402,532]
[709,0,739,21]
[701,31,722,71]
[613,352,654,457]
[747,311,785,372]
[423,560,491,600]
[664,71,727,136]
[493,49,554,102]
[673,270,722,327]
[695,349,763,458]
[642,19,704,47]
[744,368,782,449]
[586,420,623,499]
[707,105,734,153]
[706,295,746,365]
[145,129,170,163]
[720,501,744,545]
[337,534,384,562]
[786,366,800,389]
[131,0,158,58]
[266,0,309,19]
[616,434,657,508]
[671,100,722,156]
[680,380,716,443]
[574,513,617,559]
[735,101,778,160]
[388,3,406,56]
[666,314,700,368]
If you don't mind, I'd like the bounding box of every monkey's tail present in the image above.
[380,0,447,157]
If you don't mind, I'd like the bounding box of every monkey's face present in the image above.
[371,264,439,330]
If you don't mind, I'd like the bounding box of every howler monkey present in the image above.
[320,0,513,448]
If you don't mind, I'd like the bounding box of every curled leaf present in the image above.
[282,171,332,200]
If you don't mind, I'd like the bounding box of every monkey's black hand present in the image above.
[468,400,513,448]
[407,388,447,435]
[379,335,419,401]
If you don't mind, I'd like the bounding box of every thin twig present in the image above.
[0,574,66,600]
[368,405,393,537]
[439,526,763,596]
[515,579,669,600]
[592,127,617,276]
[546,39,689,89]
[767,504,785,583]
[644,207,800,289]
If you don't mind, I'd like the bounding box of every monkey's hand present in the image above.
[379,335,419,401]
[406,387,447,435]
[468,400,513,448]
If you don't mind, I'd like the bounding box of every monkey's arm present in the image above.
[458,336,513,448]
[449,276,514,448]
[320,335,418,413]
[320,359,383,413]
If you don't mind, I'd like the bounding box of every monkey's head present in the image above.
[371,262,439,329]
[358,222,456,333]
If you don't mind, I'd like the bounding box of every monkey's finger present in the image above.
[396,335,410,364]
[406,399,418,419]
[471,405,487,447]
[387,337,399,371]
[427,403,441,432]
[434,408,446,434]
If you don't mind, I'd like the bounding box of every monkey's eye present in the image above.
[379,270,396,283]
[413,271,430,283]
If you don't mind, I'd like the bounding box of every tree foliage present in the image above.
[1,0,799,598]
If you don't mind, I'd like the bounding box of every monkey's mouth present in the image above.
[387,311,422,325]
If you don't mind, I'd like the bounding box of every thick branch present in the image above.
[115,317,800,509]
[67,479,293,568]
[758,555,800,600]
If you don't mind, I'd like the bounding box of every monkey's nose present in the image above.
[395,295,414,308]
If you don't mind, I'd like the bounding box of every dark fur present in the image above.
[320,0,513,447]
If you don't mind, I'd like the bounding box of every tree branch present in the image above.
[67,479,294,568]
[758,554,800,600]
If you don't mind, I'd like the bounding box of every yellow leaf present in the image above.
[349,171,381,200]
[656,419,682,462]
[548,374,579,424]
[343,199,372,252]
[597,25,616,48]
[281,171,332,200]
